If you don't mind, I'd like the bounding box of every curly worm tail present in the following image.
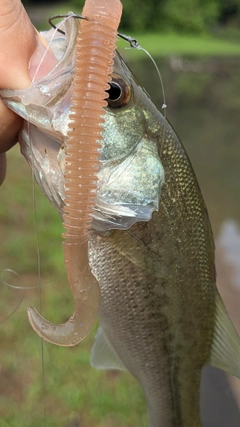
[28,0,122,346]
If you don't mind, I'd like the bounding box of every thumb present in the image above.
[0,0,58,184]
[0,0,37,89]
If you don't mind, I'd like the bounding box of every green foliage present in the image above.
[217,0,240,25]
[119,0,166,32]
[163,0,219,33]
[67,0,217,32]
[67,0,165,31]
[67,0,84,12]
[23,0,240,33]
[62,0,240,33]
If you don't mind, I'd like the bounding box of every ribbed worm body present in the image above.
[28,0,123,346]
[63,0,122,242]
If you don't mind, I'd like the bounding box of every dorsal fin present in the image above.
[207,292,240,378]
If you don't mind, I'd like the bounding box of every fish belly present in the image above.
[88,224,211,426]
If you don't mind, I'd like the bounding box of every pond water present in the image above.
[123,53,240,426]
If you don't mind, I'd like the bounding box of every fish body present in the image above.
[1,18,240,427]
[89,72,215,426]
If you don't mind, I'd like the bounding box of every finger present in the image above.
[0,98,23,153]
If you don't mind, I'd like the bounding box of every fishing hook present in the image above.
[48,14,87,35]
[117,32,140,49]
[49,18,140,51]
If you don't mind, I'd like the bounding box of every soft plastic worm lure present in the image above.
[28,0,123,346]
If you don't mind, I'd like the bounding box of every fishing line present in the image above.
[26,14,89,423]
[118,32,169,159]
[118,33,167,118]
[0,270,25,324]
[26,19,70,424]
[0,268,64,292]
[25,14,85,425]
[26,117,47,426]
[31,15,70,84]
[0,268,64,324]
[0,269,53,324]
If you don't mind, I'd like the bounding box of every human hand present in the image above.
[0,0,35,184]
[0,0,57,185]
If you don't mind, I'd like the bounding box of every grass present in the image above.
[0,147,147,426]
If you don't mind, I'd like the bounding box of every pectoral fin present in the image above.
[91,326,127,371]
[207,292,240,378]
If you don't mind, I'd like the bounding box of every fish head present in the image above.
[94,51,165,231]
[0,16,165,232]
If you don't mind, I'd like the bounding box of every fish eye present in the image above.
[106,75,131,108]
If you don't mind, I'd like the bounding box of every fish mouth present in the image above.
[0,15,165,232]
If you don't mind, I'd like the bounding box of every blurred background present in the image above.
[1,0,240,426]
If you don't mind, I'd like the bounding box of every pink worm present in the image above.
[28,0,123,346]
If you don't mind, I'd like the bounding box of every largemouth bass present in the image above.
[1,17,240,427]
